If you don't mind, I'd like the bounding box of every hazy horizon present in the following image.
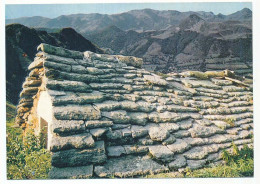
[5,2,252,19]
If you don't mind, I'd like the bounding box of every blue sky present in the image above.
[5,2,252,19]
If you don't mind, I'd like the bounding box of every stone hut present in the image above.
[16,43,253,178]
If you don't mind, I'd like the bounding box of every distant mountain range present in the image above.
[86,12,252,74]
[6,8,252,34]
[6,24,102,104]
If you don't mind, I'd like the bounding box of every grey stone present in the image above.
[183,137,207,146]
[148,127,170,141]
[38,43,83,59]
[50,133,95,152]
[141,96,158,103]
[19,87,38,97]
[131,125,148,138]
[53,91,105,105]
[106,129,123,140]
[137,101,156,112]
[149,111,179,123]
[53,105,101,120]
[149,145,175,162]
[121,128,132,137]
[159,123,179,132]
[28,58,44,70]
[71,65,87,74]
[144,74,168,86]
[187,159,207,170]
[52,141,106,167]
[111,124,130,130]
[168,155,187,170]
[120,101,139,111]
[137,138,154,145]
[189,124,224,138]
[85,120,113,128]
[207,152,222,162]
[89,83,123,90]
[195,119,213,126]
[238,130,251,139]
[177,119,193,130]
[90,128,107,138]
[44,60,71,72]
[94,101,121,111]
[52,120,85,134]
[208,134,235,144]
[183,147,208,160]
[94,155,168,178]
[162,135,176,145]
[107,146,126,157]
[167,139,191,153]
[124,145,149,155]
[128,112,148,125]
[102,110,130,124]
[49,165,93,179]
[173,130,191,138]
[47,79,91,93]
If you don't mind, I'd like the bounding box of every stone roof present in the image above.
[16,43,253,179]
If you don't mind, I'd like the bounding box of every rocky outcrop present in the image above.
[16,44,253,178]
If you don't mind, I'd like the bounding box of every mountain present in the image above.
[179,14,205,30]
[87,17,252,74]
[6,8,252,35]
[226,8,252,21]
[6,24,103,105]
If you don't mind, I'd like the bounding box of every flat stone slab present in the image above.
[49,165,93,179]
[149,145,175,162]
[94,155,168,178]
[107,146,126,157]
[168,155,187,170]
[148,127,170,141]
[187,159,207,170]
[189,124,224,138]
[52,141,106,167]
[167,139,191,153]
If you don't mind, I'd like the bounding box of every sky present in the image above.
[5,2,252,19]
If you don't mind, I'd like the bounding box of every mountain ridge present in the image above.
[6,23,103,105]
[6,8,252,34]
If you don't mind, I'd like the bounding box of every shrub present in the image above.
[6,121,51,179]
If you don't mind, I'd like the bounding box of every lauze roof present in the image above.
[16,43,253,178]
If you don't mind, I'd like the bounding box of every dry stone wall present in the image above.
[16,43,253,179]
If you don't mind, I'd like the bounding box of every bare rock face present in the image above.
[16,44,253,178]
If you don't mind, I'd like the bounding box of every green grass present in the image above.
[6,101,52,180]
